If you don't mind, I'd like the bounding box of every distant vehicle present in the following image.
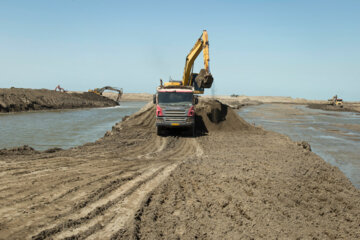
[88,86,123,102]
[55,85,66,92]
[328,95,343,107]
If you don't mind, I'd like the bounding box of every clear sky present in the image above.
[0,0,359,100]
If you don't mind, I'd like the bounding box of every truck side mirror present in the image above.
[153,94,156,104]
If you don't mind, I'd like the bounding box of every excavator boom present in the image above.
[181,30,213,93]
[202,30,210,73]
[164,30,213,93]
[182,37,204,86]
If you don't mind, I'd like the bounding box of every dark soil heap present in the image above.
[0,88,118,112]
[195,99,255,133]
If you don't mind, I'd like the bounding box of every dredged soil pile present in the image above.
[0,100,359,239]
[0,88,118,112]
[308,103,360,113]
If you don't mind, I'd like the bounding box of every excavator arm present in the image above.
[181,30,213,92]
[162,30,213,94]
[182,37,204,86]
[202,30,210,73]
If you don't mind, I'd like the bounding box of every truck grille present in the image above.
[163,109,187,116]
[164,117,187,123]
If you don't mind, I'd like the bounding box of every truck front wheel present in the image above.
[190,125,196,137]
[157,126,163,136]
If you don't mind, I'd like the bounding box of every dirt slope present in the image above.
[0,100,359,239]
[0,88,118,112]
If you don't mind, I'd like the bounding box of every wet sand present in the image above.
[0,100,359,239]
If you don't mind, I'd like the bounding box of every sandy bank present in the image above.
[103,92,152,102]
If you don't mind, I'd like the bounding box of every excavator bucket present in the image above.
[195,69,214,89]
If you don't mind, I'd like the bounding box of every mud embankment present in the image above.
[308,103,360,113]
[0,88,118,113]
[0,100,359,239]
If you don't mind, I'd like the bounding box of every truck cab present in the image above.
[154,86,198,136]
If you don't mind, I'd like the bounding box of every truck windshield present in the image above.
[158,92,193,104]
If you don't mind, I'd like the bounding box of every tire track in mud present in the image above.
[56,164,179,240]
[90,164,179,240]
[32,135,201,240]
[0,161,146,212]
[29,133,199,239]
[0,102,206,239]
[32,164,169,240]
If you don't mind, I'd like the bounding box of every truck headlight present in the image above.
[156,118,164,123]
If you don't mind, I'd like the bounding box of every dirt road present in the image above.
[0,100,359,239]
[0,88,118,112]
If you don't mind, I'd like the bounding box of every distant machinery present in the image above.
[88,86,123,101]
[55,85,66,92]
[328,95,343,107]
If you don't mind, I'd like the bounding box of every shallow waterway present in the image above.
[0,101,147,151]
[238,104,360,188]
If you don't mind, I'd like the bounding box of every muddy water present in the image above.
[238,104,360,188]
[0,101,147,151]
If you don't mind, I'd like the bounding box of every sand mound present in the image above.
[112,102,156,132]
[195,99,256,133]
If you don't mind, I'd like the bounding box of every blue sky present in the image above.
[0,0,359,100]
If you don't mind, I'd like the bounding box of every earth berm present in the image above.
[0,88,118,112]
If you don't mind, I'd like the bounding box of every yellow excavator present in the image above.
[153,30,214,136]
[163,30,213,93]
[88,86,123,101]
[328,95,343,107]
